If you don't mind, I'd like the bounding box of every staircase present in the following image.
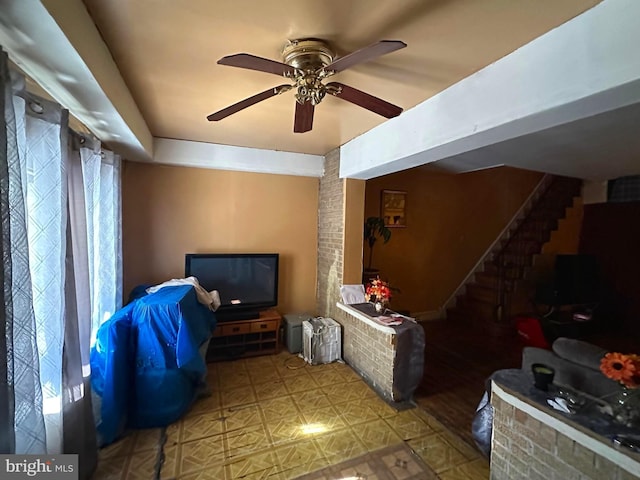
[447,175,583,330]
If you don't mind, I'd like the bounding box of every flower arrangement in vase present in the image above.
[365,276,392,312]
[600,352,640,427]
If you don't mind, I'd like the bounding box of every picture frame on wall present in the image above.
[381,190,407,227]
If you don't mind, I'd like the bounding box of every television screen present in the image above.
[185,253,279,320]
[553,254,600,305]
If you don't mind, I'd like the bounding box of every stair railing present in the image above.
[494,179,559,324]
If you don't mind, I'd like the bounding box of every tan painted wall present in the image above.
[364,166,543,315]
[122,161,319,315]
[542,197,583,255]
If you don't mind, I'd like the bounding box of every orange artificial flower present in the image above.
[600,352,640,389]
[365,276,393,304]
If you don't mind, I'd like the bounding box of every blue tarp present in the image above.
[90,285,216,445]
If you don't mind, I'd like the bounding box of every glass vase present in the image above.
[610,386,640,428]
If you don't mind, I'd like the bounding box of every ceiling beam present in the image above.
[0,0,153,161]
[154,138,325,177]
[340,0,640,181]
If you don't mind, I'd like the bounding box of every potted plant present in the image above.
[363,216,391,279]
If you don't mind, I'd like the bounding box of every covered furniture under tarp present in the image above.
[90,285,216,446]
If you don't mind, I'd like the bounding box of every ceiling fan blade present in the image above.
[218,54,296,77]
[207,85,292,121]
[294,101,314,133]
[327,82,402,119]
[323,40,406,74]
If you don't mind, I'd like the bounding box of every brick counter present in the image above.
[334,303,424,404]
[491,381,640,480]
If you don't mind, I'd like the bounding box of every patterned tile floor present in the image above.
[92,351,489,479]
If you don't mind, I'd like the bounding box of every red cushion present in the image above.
[515,316,550,349]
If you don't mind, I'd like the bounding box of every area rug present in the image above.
[293,442,438,480]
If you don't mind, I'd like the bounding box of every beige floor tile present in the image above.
[353,418,403,451]
[292,388,333,410]
[98,433,136,460]
[178,436,226,475]
[165,421,181,447]
[248,365,282,384]
[439,429,482,461]
[314,428,367,465]
[337,366,363,383]
[220,384,257,408]
[258,394,301,419]
[132,428,161,453]
[384,409,435,441]
[265,415,309,446]
[439,458,490,480]
[408,432,470,474]
[273,439,324,470]
[336,399,383,426]
[159,444,179,479]
[185,390,222,418]
[276,457,330,480]
[223,404,263,432]
[308,369,346,387]
[300,404,348,432]
[94,352,485,480]
[179,411,226,443]
[178,463,227,480]
[218,368,252,391]
[275,362,311,379]
[225,448,279,479]
[253,379,289,402]
[92,456,129,480]
[243,354,277,369]
[283,373,319,394]
[321,382,370,403]
[124,449,158,480]
[357,395,399,419]
[225,422,272,460]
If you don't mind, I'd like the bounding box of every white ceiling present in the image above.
[2,0,640,181]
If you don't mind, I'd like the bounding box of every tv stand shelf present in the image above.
[207,309,281,361]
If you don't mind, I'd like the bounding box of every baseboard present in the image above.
[412,309,445,322]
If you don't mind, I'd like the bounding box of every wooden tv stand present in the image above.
[207,309,281,361]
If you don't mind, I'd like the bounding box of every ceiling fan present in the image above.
[207,38,407,133]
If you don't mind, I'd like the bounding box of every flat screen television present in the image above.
[553,254,600,305]
[535,254,600,306]
[185,253,279,321]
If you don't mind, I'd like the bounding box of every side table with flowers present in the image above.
[600,352,640,428]
[365,276,392,313]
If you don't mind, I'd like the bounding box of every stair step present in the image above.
[466,283,499,303]
[475,271,517,290]
[456,297,498,322]
[483,263,524,279]
[446,307,470,324]
[490,252,533,268]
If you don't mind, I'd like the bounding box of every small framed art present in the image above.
[381,190,406,227]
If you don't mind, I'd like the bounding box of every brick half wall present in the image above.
[490,381,640,480]
[335,304,397,402]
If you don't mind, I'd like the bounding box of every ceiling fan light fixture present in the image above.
[282,38,334,72]
[209,39,406,132]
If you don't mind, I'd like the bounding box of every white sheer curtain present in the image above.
[80,145,122,339]
[1,50,46,455]
[2,47,122,477]
[19,91,67,454]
